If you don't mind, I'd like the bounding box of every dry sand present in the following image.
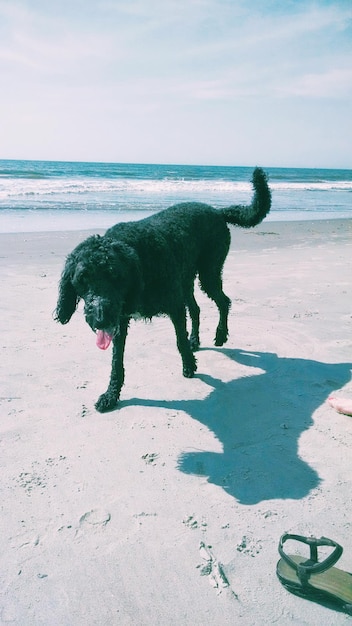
[1,218,351,625]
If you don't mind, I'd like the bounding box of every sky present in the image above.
[0,0,351,168]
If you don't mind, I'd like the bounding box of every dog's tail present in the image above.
[221,167,271,228]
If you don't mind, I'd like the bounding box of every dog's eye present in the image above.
[73,275,88,296]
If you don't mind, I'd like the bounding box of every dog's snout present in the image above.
[85,296,106,326]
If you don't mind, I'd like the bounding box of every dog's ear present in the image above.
[54,257,80,324]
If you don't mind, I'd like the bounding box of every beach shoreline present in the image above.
[1,217,352,624]
[1,216,351,259]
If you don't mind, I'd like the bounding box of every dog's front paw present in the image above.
[214,327,228,347]
[183,356,197,378]
[95,391,119,413]
[183,367,195,378]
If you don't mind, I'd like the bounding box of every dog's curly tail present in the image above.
[221,167,271,228]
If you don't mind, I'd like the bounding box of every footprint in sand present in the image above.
[197,542,232,594]
[236,535,262,557]
[74,509,111,540]
[183,515,207,531]
[79,509,111,527]
[141,452,159,465]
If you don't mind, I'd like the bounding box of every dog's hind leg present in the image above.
[95,317,129,412]
[214,291,231,346]
[170,307,197,378]
[198,227,231,346]
[199,271,231,347]
[187,290,200,351]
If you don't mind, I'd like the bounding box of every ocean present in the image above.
[0,159,351,233]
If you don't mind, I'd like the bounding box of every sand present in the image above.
[1,218,351,625]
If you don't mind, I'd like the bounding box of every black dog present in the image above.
[55,167,271,412]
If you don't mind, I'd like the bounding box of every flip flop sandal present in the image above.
[276,533,352,615]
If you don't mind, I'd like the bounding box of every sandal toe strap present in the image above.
[279,533,343,584]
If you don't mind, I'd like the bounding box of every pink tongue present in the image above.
[96,330,113,350]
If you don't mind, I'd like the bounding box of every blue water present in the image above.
[0,159,351,233]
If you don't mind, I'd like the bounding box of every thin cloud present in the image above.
[280,68,352,99]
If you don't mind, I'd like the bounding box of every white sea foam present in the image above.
[270,181,352,191]
[0,176,351,201]
[0,177,253,199]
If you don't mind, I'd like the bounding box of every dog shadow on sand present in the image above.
[123,349,352,504]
